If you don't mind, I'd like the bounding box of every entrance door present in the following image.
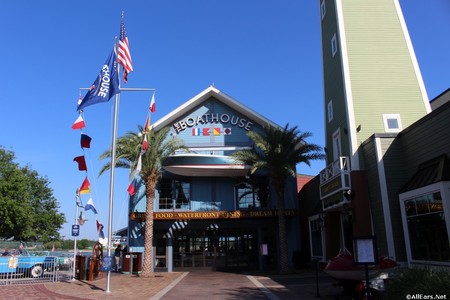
[172,227,258,270]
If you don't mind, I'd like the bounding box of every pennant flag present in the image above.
[136,154,142,172]
[80,134,92,148]
[73,156,87,171]
[141,134,148,154]
[150,93,156,113]
[127,178,137,196]
[77,49,120,111]
[85,198,98,214]
[79,177,91,194]
[144,115,150,133]
[96,220,105,239]
[72,115,86,130]
[118,12,133,83]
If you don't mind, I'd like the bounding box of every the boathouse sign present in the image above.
[173,113,254,134]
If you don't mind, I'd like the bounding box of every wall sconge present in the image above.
[356,124,361,132]
[343,189,353,199]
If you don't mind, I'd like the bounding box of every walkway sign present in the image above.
[72,224,80,237]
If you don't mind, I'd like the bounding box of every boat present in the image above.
[323,249,397,281]
[163,154,249,177]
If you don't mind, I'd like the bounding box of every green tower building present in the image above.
[317,0,431,261]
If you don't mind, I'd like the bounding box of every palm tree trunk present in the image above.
[140,175,157,277]
[276,181,290,274]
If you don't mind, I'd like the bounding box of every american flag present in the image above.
[118,12,133,83]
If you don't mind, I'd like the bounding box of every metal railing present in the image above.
[0,256,73,286]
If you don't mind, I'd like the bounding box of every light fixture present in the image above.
[343,189,353,199]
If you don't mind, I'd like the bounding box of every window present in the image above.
[327,100,333,122]
[321,0,326,20]
[403,192,450,262]
[174,180,190,209]
[158,179,173,210]
[331,33,337,57]
[236,182,260,209]
[158,179,191,210]
[383,114,402,132]
[332,129,342,162]
[235,179,269,209]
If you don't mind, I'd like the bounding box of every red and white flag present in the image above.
[150,93,156,113]
[141,135,148,154]
[71,115,86,130]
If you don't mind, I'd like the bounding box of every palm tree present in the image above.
[232,124,324,274]
[99,125,188,277]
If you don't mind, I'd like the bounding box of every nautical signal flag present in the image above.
[127,178,137,196]
[118,12,133,83]
[144,115,150,133]
[85,198,98,214]
[141,134,148,154]
[73,156,87,171]
[72,115,86,130]
[96,220,105,239]
[77,49,120,111]
[79,177,91,194]
[80,134,92,148]
[150,93,156,113]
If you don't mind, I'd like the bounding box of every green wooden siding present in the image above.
[321,0,351,164]
[340,0,428,145]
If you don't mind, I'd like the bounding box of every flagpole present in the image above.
[105,90,119,293]
[72,195,79,281]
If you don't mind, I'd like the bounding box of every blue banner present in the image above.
[101,256,113,272]
[77,49,120,111]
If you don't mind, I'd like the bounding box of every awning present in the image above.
[400,155,450,193]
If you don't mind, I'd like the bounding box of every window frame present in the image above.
[331,33,337,57]
[321,0,326,20]
[327,99,333,123]
[383,113,402,132]
[399,181,450,267]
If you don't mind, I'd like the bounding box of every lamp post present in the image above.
[72,191,84,280]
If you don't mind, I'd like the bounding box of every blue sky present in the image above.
[1,1,449,240]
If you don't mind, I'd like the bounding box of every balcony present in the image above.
[319,157,351,211]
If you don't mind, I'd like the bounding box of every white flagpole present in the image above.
[105,90,119,293]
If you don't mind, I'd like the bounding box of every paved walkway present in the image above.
[0,269,350,300]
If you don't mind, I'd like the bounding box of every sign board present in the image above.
[72,224,80,237]
[101,256,113,272]
[353,236,378,265]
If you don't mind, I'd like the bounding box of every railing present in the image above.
[0,256,73,286]
[319,156,351,184]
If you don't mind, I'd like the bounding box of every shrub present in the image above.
[386,268,450,298]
